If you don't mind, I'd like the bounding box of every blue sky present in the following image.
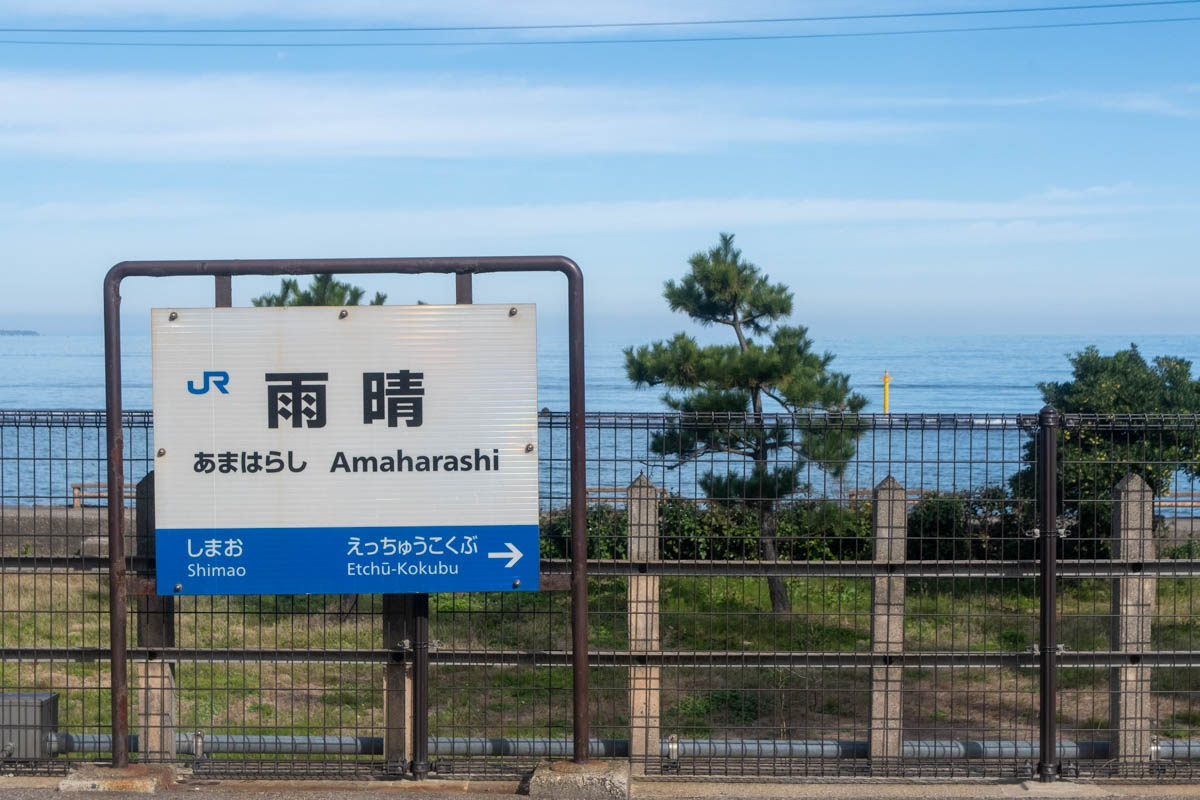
[0,0,1197,337]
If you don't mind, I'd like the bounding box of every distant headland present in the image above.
[0,330,38,336]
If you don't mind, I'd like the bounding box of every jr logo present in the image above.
[188,371,230,395]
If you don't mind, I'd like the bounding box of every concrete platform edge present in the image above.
[57,763,178,793]
[530,760,630,800]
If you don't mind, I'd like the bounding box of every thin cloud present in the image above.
[0,1,918,24]
[1072,88,1200,117]
[784,86,1200,116]
[872,219,1128,246]
[5,192,1147,234]
[0,71,1190,165]
[1025,184,1137,202]
[0,72,949,160]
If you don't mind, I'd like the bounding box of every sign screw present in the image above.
[157,448,165,457]
[525,443,534,452]
[174,584,182,593]
[168,312,178,321]
[508,307,518,317]
[338,310,348,319]
[512,579,521,589]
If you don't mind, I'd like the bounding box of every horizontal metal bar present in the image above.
[0,647,1034,668]
[10,647,1200,669]
[13,409,1200,429]
[0,556,152,571]
[6,557,1200,580]
[543,559,1200,579]
[538,411,1041,429]
[0,409,152,425]
[542,559,1046,578]
[1055,560,1200,578]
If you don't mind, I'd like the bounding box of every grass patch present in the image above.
[1059,667,1105,690]
[5,571,1200,747]
[1161,710,1200,739]
[319,688,382,711]
[668,689,767,734]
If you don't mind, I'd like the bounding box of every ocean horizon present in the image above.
[2,319,1198,415]
[3,321,1198,508]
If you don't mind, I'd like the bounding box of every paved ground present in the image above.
[7,772,1200,800]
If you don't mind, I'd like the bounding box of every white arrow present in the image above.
[487,542,523,569]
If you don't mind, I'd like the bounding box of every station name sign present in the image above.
[151,304,539,595]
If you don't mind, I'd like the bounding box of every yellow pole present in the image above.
[883,370,892,414]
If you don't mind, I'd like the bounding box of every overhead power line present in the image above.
[0,0,1197,34]
[0,14,1196,47]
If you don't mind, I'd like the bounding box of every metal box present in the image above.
[0,692,58,760]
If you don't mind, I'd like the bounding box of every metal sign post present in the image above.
[103,257,588,768]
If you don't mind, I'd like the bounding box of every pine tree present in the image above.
[251,274,386,307]
[625,234,866,613]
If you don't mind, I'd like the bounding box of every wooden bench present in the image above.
[71,482,136,508]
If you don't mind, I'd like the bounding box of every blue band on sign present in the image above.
[155,524,539,595]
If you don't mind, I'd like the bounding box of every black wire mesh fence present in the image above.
[1,409,1199,780]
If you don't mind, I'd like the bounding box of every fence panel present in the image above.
[1,410,1199,781]
[545,413,1040,778]
[1055,415,1200,779]
[0,410,151,773]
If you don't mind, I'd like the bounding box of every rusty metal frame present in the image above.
[102,257,588,769]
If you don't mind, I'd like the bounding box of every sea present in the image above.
[2,324,1198,504]
[2,325,1197,414]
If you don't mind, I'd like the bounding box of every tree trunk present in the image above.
[759,508,792,614]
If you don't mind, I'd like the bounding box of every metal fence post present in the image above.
[409,592,430,778]
[215,275,232,308]
[104,274,130,769]
[1037,405,1060,782]
[399,272,478,779]
[134,472,177,761]
[869,476,907,773]
[567,270,589,764]
[383,593,412,775]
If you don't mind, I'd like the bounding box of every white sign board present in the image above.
[151,304,538,594]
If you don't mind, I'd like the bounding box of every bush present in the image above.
[541,481,1157,564]
[906,487,1033,561]
[778,500,873,560]
[540,497,872,562]
[540,504,627,560]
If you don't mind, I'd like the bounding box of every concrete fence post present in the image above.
[870,476,907,772]
[1110,472,1156,768]
[627,474,661,775]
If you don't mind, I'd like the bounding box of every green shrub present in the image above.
[540,504,628,559]
[541,497,871,562]
[907,487,1034,561]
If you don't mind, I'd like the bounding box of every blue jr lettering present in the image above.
[188,371,230,395]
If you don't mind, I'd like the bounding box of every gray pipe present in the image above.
[670,739,857,758]
[45,732,382,756]
[660,740,1111,759]
[428,738,628,757]
[42,732,1200,761]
